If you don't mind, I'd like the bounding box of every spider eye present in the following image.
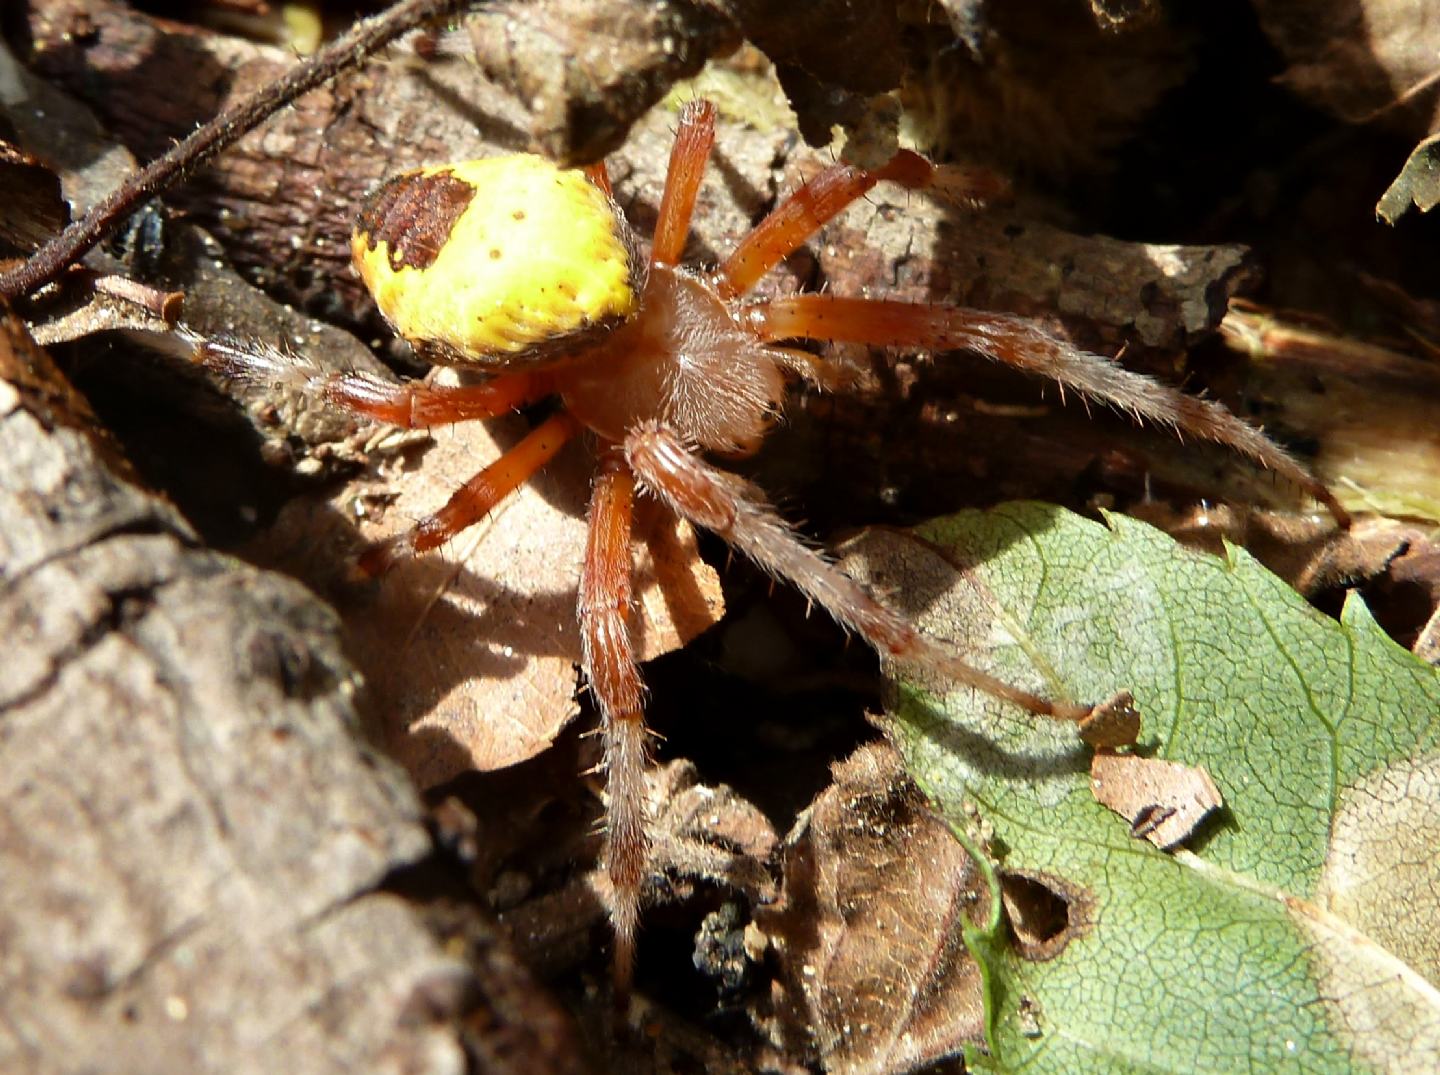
[352,156,639,367]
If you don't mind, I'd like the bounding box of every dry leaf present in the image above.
[1377,133,1440,223]
[1255,0,1440,134]
[1090,752,1223,850]
[339,403,725,787]
[754,742,985,1075]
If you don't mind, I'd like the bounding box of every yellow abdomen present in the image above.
[352,156,639,367]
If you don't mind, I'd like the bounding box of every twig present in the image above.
[87,273,185,322]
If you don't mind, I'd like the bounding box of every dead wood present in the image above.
[0,309,585,1073]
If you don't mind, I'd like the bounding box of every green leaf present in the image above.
[844,503,1440,1073]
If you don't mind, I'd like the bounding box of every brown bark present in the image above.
[0,310,586,1072]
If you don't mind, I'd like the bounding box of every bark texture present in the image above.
[0,310,584,1073]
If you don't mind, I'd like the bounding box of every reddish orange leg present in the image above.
[749,295,1349,525]
[624,422,1092,722]
[188,332,549,426]
[650,99,717,267]
[358,411,580,576]
[321,370,548,426]
[577,448,649,1006]
[584,161,613,197]
[714,150,935,299]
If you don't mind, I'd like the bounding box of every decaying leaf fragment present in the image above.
[1377,133,1440,224]
[1090,753,1223,850]
[1077,689,1140,750]
[0,141,67,256]
[754,742,985,1074]
[493,758,778,984]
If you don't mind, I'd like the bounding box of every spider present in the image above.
[192,98,1342,1002]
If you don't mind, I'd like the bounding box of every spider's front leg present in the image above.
[577,447,650,1005]
[746,295,1350,525]
[650,99,717,268]
[357,410,579,576]
[714,150,938,300]
[705,133,1341,521]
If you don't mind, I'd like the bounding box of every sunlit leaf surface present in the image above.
[843,503,1440,1073]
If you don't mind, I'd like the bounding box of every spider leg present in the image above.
[188,331,549,426]
[714,150,936,299]
[650,99,718,267]
[577,448,649,1006]
[624,421,1093,721]
[584,161,613,197]
[747,295,1349,525]
[357,410,580,576]
[316,371,548,427]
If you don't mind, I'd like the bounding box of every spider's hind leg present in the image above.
[184,328,577,574]
[623,421,1094,722]
[577,447,649,1008]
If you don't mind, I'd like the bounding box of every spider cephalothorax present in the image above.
[197,99,1342,1002]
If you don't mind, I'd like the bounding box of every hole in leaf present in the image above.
[1000,870,1092,961]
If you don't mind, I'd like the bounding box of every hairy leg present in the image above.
[748,294,1349,524]
[650,99,717,267]
[714,150,935,299]
[583,160,613,197]
[577,448,649,1005]
[358,410,580,575]
[624,421,1093,721]
[187,331,548,426]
